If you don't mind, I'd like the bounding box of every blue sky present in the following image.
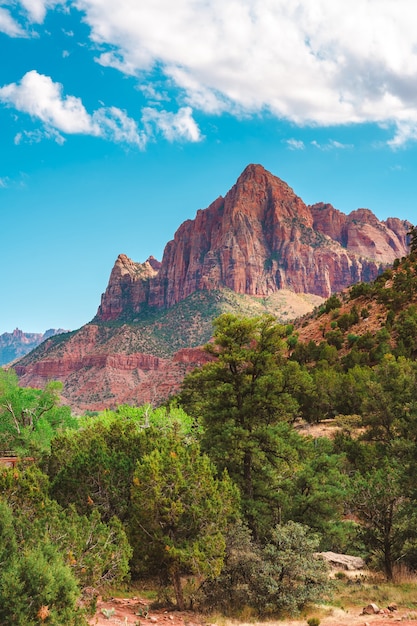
[1,0,417,335]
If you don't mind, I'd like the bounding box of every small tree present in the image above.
[129,432,239,609]
[407,225,417,254]
[0,370,76,455]
[199,521,330,617]
[350,461,408,581]
[0,465,132,591]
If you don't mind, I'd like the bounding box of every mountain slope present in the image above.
[14,164,411,412]
[293,253,417,367]
[96,164,410,322]
[15,289,323,412]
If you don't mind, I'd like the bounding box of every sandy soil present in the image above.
[88,596,417,626]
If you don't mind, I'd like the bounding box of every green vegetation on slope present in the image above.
[4,248,417,620]
[17,288,323,364]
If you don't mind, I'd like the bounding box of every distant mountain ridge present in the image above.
[14,164,411,411]
[0,328,68,366]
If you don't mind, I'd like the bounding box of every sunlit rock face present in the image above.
[97,164,411,321]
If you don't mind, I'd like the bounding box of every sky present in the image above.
[1,1,417,335]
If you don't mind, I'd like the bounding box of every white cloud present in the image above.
[388,122,417,149]
[311,139,353,151]
[15,127,65,145]
[92,106,147,148]
[142,106,202,143]
[71,0,417,145]
[0,70,201,148]
[1,0,62,33]
[19,0,60,23]
[0,70,96,134]
[311,139,354,151]
[95,51,138,76]
[0,8,26,37]
[0,7,26,37]
[286,139,305,151]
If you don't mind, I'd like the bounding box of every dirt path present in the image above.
[88,596,417,626]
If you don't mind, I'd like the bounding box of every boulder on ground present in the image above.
[362,603,380,615]
[319,551,366,571]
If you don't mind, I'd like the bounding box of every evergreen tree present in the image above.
[408,224,417,254]
[129,431,238,609]
[179,313,312,538]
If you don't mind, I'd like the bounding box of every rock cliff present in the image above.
[96,164,410,322]
[14,164,411,411]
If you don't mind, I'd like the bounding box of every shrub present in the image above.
[324,295,342,313]
[0,501,87,625]
[199,522,330,617]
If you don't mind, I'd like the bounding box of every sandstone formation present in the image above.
[14,164,411,411]
[97,164,410,322]
[14,324,212,413]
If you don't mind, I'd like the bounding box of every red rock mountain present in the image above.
[96,164,410,322]
[14,164,411,412]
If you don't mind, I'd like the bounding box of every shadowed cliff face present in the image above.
[97,164,411,321]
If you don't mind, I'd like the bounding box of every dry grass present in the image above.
[330,571,417,612]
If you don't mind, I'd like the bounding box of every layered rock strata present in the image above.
[97,164,410,321]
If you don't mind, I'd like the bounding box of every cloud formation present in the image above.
[142,106,202,143]
[0,70,96,134]
[71,0,417,145]
[5,1,417,146]
[0,7,26,37]
[0,70,202,148]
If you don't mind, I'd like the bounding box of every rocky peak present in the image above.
[96,165,411,322]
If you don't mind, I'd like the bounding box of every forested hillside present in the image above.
[1,237,417,623]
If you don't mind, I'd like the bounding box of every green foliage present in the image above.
[408,225,417,253]
[260,522,330,614]
[350,459,412,581]
[324,329,344,350]
[179,313,313,538]
[0,370,77,455]
[304,366,342,423]
[47,405,197,524]
[0,465,131,590]
[323,294,342,313]
[359,356,417,444]
[349,282,373,299]
[394,305,417,358]
[129,432,238,609]
[199,521,330,617]
[282,438,350,550]
[0,500,87,625]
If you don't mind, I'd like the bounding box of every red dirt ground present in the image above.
[88,596,417,626]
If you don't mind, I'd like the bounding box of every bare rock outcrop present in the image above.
[14,164,411,411]
[97,164,410,322]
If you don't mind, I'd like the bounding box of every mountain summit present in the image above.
[15,164,411,411]
[96,164,410,323]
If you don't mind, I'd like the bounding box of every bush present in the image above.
[0,501,87,625]
[198,522,330,617]
[324,295,342,313]
[325,330,344,350]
